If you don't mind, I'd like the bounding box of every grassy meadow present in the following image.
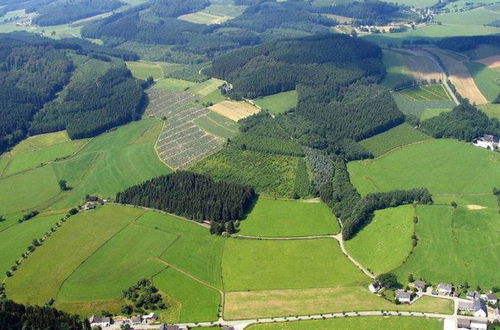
[126,61,164,80]
[465,61,500,102]
[420,108,452,120]
[238,198,339,237]
[246,316,443,330]
[400,84,452,102]
[194,112,239,139]
[349,139,500,195]
[222,238,367,291]
[478,104,500,119]
[392,93,456,118]
[359,123,430,157]
[154,78,198,91]
[253,90,299,114]
[382,50,412,89]
[345,206,415,276]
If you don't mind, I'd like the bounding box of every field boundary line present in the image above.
[232,234,335,240]
[54,212,145,301]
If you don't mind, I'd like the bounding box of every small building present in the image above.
[438,282,453,295]
[83,202,96,211]
[484,293,498,305]
[414,280,426,291]
[473,299,487,318]
[368,282,381,293]
[131,315,142,324]
[473,134,499,151]
[88,315,111,328]
[142,312,158,324]
[470,319,488,330]
[457,318,471,329]
[395,290,412,303]
[158,325,179,330]
[458,300,475,312]
[467,291,479,300]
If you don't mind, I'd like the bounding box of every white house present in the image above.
[483,293,498,305]
[473,134,499,151]
[438,283,453,295]
[473,299,487,318]
[470,319,488,330]
[368,283,381,293]
[142,312,158,324]
[88,315,111,328]
[395,290,412,303]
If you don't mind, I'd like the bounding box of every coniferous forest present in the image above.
[116,172,257,234]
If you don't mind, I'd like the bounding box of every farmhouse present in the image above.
[482,293,498,305]
[158,325,185,330]
[473,134,499,151]
[467,291,480,300]
[459,300,475,312]
[438,282,453,295]
[414,280,426,291]
[395,290,412,303]
[88,315,111,327]
[131,316,142,324]
[368,282,381,293]
[470,320,488,330]
[83,202,96,211]
[142,312,158,324]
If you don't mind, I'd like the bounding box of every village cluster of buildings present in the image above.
[473,134,499,151]
[89,313,159,328]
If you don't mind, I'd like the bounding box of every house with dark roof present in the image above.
[414,280,426,291]
[473,299,487,318]
[158,325,180,330]
[484,293,498,305]
[457,318,471,329]
[473,134,499,151]
[395,290,412,303]
[88,315,111,327]
[467,291,479,300]
[459,300,475,312]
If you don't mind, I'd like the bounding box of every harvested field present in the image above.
[400,49,443,82]
[431,49,488,104]
[146,89,224,169]
[478,55,500,68]
[209,100,260,121]
[466,204,487,210]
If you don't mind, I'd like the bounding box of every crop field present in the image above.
[395,196,500,288]
[349,139,500,196]
[238,198,339,237]
[209,100,260,121]
[153,268,220,322]
[223,238,367,291]
[399,84,452,101]
[178,4,246,25]
[154,78,198,91]
[420,108,452,120]
[224,286,453,319]
[193,112,239,139]
[189,78,225,97]
[126,61,164,80]
[478,103,500,119]
[382,50,413,89]
[477,55,500,68]
[359,123,430,157]
[465,61,500,102]
[392,93,456,118]
[146,88,225,169]
[345,206,415,276]
[247,316,443,330]
[431,49,488,104]
[253,90,298,114]
[191,148,302,197]
[400,49,443,83]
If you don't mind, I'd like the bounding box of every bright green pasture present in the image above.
[137,212,225,288]
[420,107,452,120]
[154,78,198,91]
[253,90,298,114]
[58,224,170,303]
[0,213,62,276]
[465,61,500,102]
[400,84,452,102]
[194,112,239,139]
[238,198,339,237]
[346,206,415,276]
[478,103,500,119]
[222,238,367,291]
[126,61,164,80]
[359,123,430,157]
[436,6,500,26]
[192,148,301,198]
[51,117,171,208]
[247,316,443,330]
[349,139,500,195]
[392,93,456,118]
[153,268,220,322]
[395,197,500,288]
[189,78,224,96]
[5,205,143,305]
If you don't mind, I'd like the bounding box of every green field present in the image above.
[392,93,456,118]
[222,238,367,291]
[478,103,500,119]
[395,197,500,289]
[400,84,452,102]
[420,108,452,120]
[191,148,304,198]
[194,112,239,139]
[436,5,500,26]
[153,268,220,322]
[465,61,500,102]
[247,316,443,330]
[360,123,430,157]
[349,139,500,195]
[382,50,412,89]
[238,198,339,237]
[126,61,164,80]
[189,78,225,97]
[253,90,298,114]
[154,78,198,91]
[346,206,415,276]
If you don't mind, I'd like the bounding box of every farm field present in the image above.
[209,100,260,121]
[345,206,415,276]
[359,123,430,157]
[246,316,443,330]
[382,50,412,89]
[189,78,224,97]
[420,108,452,120]
[348,139,500,195]
[146,88,224,169]
[399,84,452,102]
[395,197,500,289]
[478,103,500,119]
[477,54,500,68]
[126,61,164,80]
[392,93,456,118]
[154,78,198,92]
[436,5,500,26]
[224,286,453,319]
[238,198,339,237]
[178,4,246,25]
[222,238,367,291]
[193,112,239,139]
[191,148,302,197]
[465,61,500,102]
[253,90,298,114]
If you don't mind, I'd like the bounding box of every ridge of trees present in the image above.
[436,35,500,52]
[116,171,257,235]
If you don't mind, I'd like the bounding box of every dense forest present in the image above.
[420,101,500,141]
[212,34,402,160]
[0,299,90,329]
[0,33,144,154]
[436,35,500,52]
[116,172,257,235]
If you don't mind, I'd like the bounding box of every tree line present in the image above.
[116,171,257,235]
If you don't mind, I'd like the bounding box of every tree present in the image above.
[0,215,5,222]
[408,273,415,283]
[377,273,400,289]
[121,304,133,315]
[451,201,457,208]
[58,180,70,191]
